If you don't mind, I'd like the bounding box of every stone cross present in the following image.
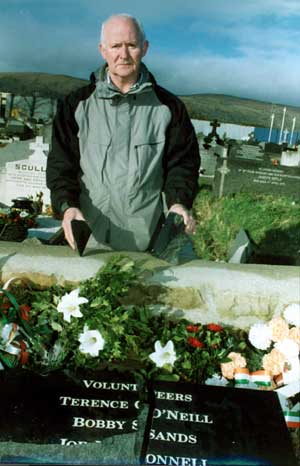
[29,136,49,161]
[210,120,220,137]
[210,136,218,148]
[217,158,230,198]
[283,128,289,143]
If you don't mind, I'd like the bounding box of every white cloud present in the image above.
[0,1,299,105]
[147,50,300,105]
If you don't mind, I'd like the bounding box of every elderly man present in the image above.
[46,14,200,255]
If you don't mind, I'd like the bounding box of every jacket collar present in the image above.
[91,63,154,99]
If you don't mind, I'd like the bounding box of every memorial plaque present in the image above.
[232,143,265,162]
[144,381,297,466]
[0,372,297,465]
[0,369,144,465]
[213,157,300,198]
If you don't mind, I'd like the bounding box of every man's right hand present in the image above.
[62,207,85,250]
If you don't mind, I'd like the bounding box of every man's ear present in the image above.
[142,40,149,57]
[98,43,106,60]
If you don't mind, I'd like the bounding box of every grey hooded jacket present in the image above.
[46,64,200,251]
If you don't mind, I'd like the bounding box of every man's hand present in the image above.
[168,203,197,235]
[62,207,86,249]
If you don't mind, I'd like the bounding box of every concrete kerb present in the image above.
[0,241,299,329]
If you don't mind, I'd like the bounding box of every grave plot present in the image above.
[193,139,300,266]
[193,188,300,266]
[0,257,299,465]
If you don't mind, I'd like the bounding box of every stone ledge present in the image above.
[0,240,299,329]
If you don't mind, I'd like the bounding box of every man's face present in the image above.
[99,18,148,84]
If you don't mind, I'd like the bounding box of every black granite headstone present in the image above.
[0,372,297,465]
[0,369,144,465]
[213,157,300,198]
[144,381,297,466]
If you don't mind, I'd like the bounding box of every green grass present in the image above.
[192,187,300,263]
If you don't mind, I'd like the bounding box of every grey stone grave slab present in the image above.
[213,157,300,198]
[228,228,253,264]
[27,215,62,242]
[199,148,218,182]
[0,136,50,208]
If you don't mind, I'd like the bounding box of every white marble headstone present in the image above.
[0,136,51,207]
[281,148,300,167]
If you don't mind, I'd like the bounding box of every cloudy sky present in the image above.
[1,0,300,106]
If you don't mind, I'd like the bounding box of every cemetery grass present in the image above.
[192,187,300,263]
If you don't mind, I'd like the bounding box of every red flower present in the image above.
[188,337,204,348]
[207,323,223,332]
[186,325,200,332]
[1,302,11,314]
[19,304,31,321]
[19,341,29,365]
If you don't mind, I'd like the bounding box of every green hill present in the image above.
[0,72,299,130]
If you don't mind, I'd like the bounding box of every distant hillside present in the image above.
[0,72,88,99]
[180,94,300,130]
[0,72,299,130]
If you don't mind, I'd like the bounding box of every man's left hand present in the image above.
[168,203,197,235]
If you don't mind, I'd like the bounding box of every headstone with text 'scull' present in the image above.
[0,136,50,207]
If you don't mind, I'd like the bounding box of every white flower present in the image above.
[284,303,300,327]
[274,338,299,361]
[205,374,229,386]
[57,288,88,323]
[0,323,20,355]
[19,210,29,218]
[248,322,272,350]
[149,340,177,368]
[78,325,105,357]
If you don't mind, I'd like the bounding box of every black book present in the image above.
[151,212,185,257]
[71,220,91,256]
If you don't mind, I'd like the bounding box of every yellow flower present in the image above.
[269,317,289,342]
[262,348,286,376]
[228,351,247,369]
[289,327,300,344]
[220,352,247,380]
[221,361,235,380]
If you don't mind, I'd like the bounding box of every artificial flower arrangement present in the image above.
[0,206,37,242]
[0,207,36,229]
[0,256,299,395]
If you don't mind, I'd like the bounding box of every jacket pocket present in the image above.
[78,133,111,201]
[129,136,165,195]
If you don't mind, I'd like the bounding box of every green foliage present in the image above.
[0,256,283,385]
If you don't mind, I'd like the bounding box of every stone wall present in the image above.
[0,240,299,329]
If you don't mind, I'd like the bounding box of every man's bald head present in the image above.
[100,14,146,47]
